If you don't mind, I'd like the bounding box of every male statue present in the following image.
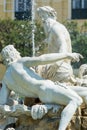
[37,6,76,84]
[0,45,86,130]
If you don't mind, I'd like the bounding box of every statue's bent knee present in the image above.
[74,96,83,106]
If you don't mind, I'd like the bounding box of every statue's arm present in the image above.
[0,81,10,105]
[22,53,82,67]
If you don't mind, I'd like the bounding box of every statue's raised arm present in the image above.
[21,53,82,67]
[1,45,82,68]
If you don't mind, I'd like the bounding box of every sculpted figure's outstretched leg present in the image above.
[39,82,83,130]
[70,86,87,105]
[58,99,82,130]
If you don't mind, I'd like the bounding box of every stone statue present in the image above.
[0,45,85,130]
[37,6,76,84]
[36,6,87,100]
[78,64,87,79]
[76,64,87,86]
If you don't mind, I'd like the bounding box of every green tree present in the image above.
[64,21,87,68]
[0,20,45,57]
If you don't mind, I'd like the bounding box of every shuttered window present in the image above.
[72,0,87,19]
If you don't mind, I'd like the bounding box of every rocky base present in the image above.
[6,114,87,130]
[1,104,87,130]
[14,109,81,130]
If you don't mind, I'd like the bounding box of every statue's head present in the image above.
[78,64,87,78]
[37,6,57,21]
[1,45,21,66]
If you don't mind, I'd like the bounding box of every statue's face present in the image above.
[1,45,20,66]
[37,7,47,20]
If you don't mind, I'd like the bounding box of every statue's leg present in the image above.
[58,97,82,130]
[39,82,83,130]
[0,83,10,105]
[70,86,87,105]
[70,86,87,95]
[53,84,83,130]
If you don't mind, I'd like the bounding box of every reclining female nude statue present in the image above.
[36,6,76,84]
[1,45,87,130]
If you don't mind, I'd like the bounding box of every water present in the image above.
[32,0,35,56]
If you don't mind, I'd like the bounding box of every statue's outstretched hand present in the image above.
[68,53,83,62]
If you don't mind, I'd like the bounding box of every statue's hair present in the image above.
[1,45,20,66]
[37,6,57,20]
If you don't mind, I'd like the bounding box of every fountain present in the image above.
[0,4,87,130]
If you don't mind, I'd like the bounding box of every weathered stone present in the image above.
[0,104,63,130]
[1,104,87,130]
[15,115,82,130]
[81,116,87,130]
[82,108,87,116]
[66,116,81,130]
[16,116,59,130]
[0,104,87,130]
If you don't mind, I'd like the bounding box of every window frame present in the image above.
[15,0,32,20]
[72,0,87,9]
[72,0,87,19]
[4,0,14,12]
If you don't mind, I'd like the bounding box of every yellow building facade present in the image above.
[36,0,71,22]
[0,0,14,19]
[36,0,87,25]
[0,0,73,22]
[0,0,87,22]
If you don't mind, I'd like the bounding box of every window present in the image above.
[0,2,3,12]
[15,0,32,20]
[72,0,87,19]
[4,0,14,12]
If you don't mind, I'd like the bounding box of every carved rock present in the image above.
[0,104,86,130]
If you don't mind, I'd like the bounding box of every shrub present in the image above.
[0,19,87,68]
[0,19,45,56]
[64,21,87,68]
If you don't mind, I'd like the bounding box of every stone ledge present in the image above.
[0,104,87,130]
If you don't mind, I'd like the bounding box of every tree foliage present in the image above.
[0,19,45,57]
[0,19,87,68]
[64,21,87,68]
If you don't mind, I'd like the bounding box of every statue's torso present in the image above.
[3,62,43,97]
[43,18,72,54]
